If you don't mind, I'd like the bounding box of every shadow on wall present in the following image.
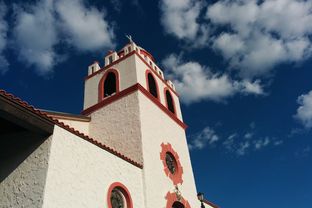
[0,117,48,182]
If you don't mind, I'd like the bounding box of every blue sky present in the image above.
[1,0,312,207]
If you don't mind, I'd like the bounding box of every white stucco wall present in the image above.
[42,125,144,208]
[57,119,89,135]
[137,92,202,208]
[83,55,138,110]
[0,136,52,208]
[134,54,183,121]
[83,50,183,124]
[88,91,143,164]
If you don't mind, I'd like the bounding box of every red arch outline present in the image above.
[160,143,183,185]
[107,182,133,208]
[165,191,191,208]
[98,69,120,102]
[145,70,160,102]
[164,87,177,116]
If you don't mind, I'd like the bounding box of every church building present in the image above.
[0,40,218,208]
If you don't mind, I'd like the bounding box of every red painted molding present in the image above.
[84,50,179,98]
[81,84,187,130]
[138,84,187,129]
[160,143,183,185]
[145,69,160,102]
[165,191,191,208]
[134,51,179,97]
[82,84,139,115]
[98,68,120,102]
[0,89,143,169]
[164,87,177,116]
[107,182,133,208]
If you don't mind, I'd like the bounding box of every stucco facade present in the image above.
[0,41,218,208]
[138,92,198,207]
[0,136,52,208]
[42,126,144,208]
[81,41,207,208]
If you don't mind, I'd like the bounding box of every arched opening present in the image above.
[147,73,158,99]
[104,72,117,98]
[172,201,185,208]
[165,90,175,114]
[107,182,133,208]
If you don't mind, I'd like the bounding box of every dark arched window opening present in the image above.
[166,90,175,114]
[172,201,185,208]
[148,73,158,98]
[104,72,116,97]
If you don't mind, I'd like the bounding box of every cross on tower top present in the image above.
[125,34,133,43]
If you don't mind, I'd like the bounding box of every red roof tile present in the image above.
[0,89,143,169]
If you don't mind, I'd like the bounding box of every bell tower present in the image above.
[82,40,198,207]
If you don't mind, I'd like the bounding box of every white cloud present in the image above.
[160,0,312,78]
[274,140,283,146]
[12,0,115,75]
[244,132,253,139]
[236,141,250,156]
[188,126,220,150]
[223,132,282,155]
[212,33,245,59]
[191,126,283,154]
[295,146,311,158]
[56,0,115,51]
[253,137,270,150]
[236,79,264,95]
[13,0,58,74]
[160,0,208,42]
[294,90,312,128]
[0,2,9,74]
[162,54,263,104]
[223,133,236,151]
[223,134,251,155]
[207,0,312,78]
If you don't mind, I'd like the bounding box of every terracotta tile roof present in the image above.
[0,89,143,169]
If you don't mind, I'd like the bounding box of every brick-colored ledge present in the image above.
[0,89,143,169]
[81,83,187,130]
[84,50,178,97]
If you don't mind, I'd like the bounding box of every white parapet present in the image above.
[104,51,119,66]
[166,80,176,91]
[88,61,101,76]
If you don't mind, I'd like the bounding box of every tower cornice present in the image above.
[84,50,179,97]
[81,83,187,130]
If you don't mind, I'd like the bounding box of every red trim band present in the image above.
[84,51,178,97]
[81,84,187,130]
[0,89,143,169]
[134,51,179,97]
